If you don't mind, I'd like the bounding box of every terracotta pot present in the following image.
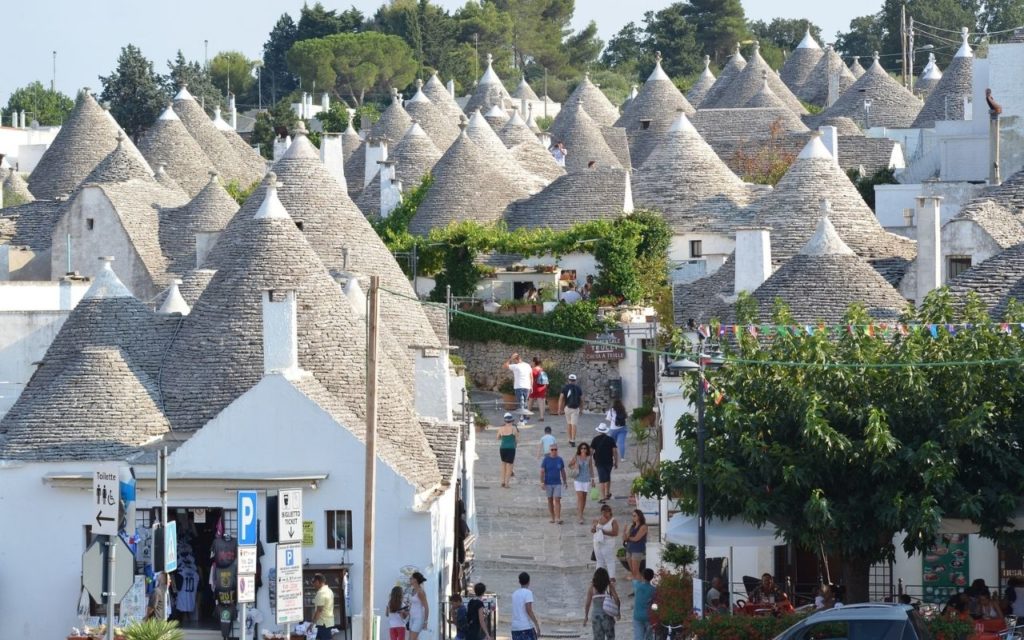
[547,397,561,413]
[501,393,517,410]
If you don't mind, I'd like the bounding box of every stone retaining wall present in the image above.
[455,340,616,411]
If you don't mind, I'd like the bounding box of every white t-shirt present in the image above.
[510,362,533,390]
[510,587,534,631]
[540,434,556,453]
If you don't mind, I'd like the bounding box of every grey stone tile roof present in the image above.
[915,57,942,97]
[503,167,630,230]
[405,80,460,150]
[153,164,187,195]
[633,112,755,233]
[704,44,807,114]
[422,302,450,349]
[421,418,460,483]
[690,107,809,143]
[409,129,531,235]
[512,77,540,101]
[818,116,863,135]
[552,74,620,129]
[370,91,414,143]
[779,32,824,96]
[424,72,468,123]
[672,257,736,325]
[750,135,917,262]
[137,106,216,197]
[799,46,856,106]
[355,172,382,217]
[464,57,515,114]
[510,140,567,183]
[975,167,1024,214]
[911,51,972,128]
[744,74,789,109]
[3,169,34,202]
[812,55,922,129]
[465,110,548,191]
[849,56,866,79]
[0,346,171,461]
[484,104,510,129]
[615,56,695,166]
[84,134,155,185]
[687,56,717,107]
[391,122,442,189]
[947,242,1024,317]
[173,86,263,188]
[5,199,64,250]
[548,102,624,172]
[151,268,216,308]
[28,89,122,199]
[342,120,362,164]
[498,110,540,148]
[343,141,366,197]
[212,111,268,179]
[953,199,1024,249]
[699,46,746,108]
[836,135,901,174]
[159,172,239,275]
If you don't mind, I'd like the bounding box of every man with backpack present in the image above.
[466,583,491,640]
[529,357,548,421]
[558,373,583,447]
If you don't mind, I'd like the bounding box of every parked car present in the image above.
[772,603,933,640]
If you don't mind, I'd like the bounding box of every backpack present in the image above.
[537,370,549,386]
[455,604,470,637]
[564,384,581,409]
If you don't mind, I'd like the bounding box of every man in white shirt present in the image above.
[510,572,541,640]
[504,353,534,413]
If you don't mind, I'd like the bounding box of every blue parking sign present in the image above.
[237,490,258,546]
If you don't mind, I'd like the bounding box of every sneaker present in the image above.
[569,441,575,447]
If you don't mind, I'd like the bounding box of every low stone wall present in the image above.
[455,340,616,412]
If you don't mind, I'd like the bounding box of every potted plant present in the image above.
[483,299,501,313]
[544,366,566,413]
[540,287,558,313]
[498,377,516,410]
[631,402,656,428]
[121,619,184,640]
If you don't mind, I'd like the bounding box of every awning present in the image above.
[666,513,785,547]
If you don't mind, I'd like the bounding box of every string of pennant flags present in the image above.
[693,321,1024,340]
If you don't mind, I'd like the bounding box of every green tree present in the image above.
[749,18,823,52]
[263,13,299,103]
[99,44,166,139]
[834,14,885,59]
[644,5,703,78]
[2,81,74,126]
[250,98,299,159]
[601,21,649,79]
[491,0,573,73]
[315,101,353,133]
[296,2,365,40]
[982,0,1024,34]
[650,291,1024,603]
[164,51,223,111]
[209,51,256,98]
[287,32,418,106]
[681,0,749,64]
[877,0,979,68]
[564,20,604,71]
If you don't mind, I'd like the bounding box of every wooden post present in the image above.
[363,276,381,640]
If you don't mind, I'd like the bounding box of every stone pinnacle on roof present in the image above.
[174,84,194,101]
[849,56,866,79]
[484,103,510,128]
[802,210,855,256]
[551,73,621,131]
[687,55,717,107]
[464,53,514,114]
[512,76,540,101]
[159,279,191,315]
[85,256,134,299]
[812,52,922,129]
[698,44,746,108]
[780,29,825,97]
[84,131,156,185]
[370,89,413,142]
[138,102,216,197]
[649,51,670,81]
[254,172,289,220]
[498,108,540,148]
[911,29,972,128]
[797,28,821,50]
[423,71,467,122]
[211,105,233,131]
[390,121,442,189]
[744,71,788,109]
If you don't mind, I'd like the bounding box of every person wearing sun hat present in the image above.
[590,422,619,502]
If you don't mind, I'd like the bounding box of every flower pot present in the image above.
[501,393,517,410]
[542,301,558,313]
[547,397,561,413]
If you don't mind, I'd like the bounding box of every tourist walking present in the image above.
[539,426,556,458]
[467,583,491,640]
[591,424,619,501]
[632,569,655,640]
[558,373,583,446]
[622,510,648,581]
[591,504,619,583]
[584,567,620,640]
[510,572,541,640]
[448,594,468,640]
[540,443,567,523]
[311,573,335,640]
[408,572,429,640]
[606,399,629,461]
[498,412,518,488]
[504,353,534,412]
[529,357,548,421]
[569,442,596,524]
[386,586,408,640]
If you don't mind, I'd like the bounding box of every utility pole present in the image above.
[105,536,117,640]
[901,4,908,88]
[52,51,57,92]
[908,16,915,93]
[363,275,381,640]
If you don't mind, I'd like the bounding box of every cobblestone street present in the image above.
[469,391,649,639]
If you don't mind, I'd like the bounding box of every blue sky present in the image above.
[0,0,863,106]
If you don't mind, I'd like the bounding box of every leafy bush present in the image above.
[534,115,554,131]
[684,612,808,640]
[925,616,973,640]
[122,619,185,640]
[847,166,898,212]
[660,542,696,568]
[450,301,613,351]
[225,179,259,205]
[650,569,694,628]
[544,366,566,398]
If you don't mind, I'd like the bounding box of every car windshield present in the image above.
[771,612,921,640]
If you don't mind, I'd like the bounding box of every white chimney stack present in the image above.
[915,196,943,305]
[364,138,388,187]
[322,92,330,113]
[9,112,15,128]
[379,160,403,218]
[622,171,634,214]
[300,92,309,118]
[818,126,839,166]
[320,133,346,185]
[734,227,773,294]
[447,79,456,98]
[262,289,300,377]
[19,110,26,129]
[229,94,237,130]
[159,279,191,315]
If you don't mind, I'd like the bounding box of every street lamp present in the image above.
[668,347,725,603]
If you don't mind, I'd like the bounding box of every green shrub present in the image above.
[685,612,808,640]
[544,366,566,398]
[122,619,185,640]
[925,616,974,640]
[450,301,613,351]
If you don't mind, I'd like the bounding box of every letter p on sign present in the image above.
[238,490,258,546]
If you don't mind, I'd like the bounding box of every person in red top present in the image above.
[529,357,548,421]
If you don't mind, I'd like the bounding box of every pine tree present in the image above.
[681,0,749,64]
[98,44,165,139]
[3,81,74,126]
[263,13,299,103]
[164,51,223,112]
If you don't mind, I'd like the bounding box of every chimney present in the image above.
[322,92,330,113]
[229,94,237,130]
[262,289,300,376]
[364,137,389,187]
[158,279,191,315]
[320,133,346,185]
[817,125,839,166]
[622,171,634,214]
[300,91,308,118]
[19,110,26,129]
[734,227,773,294]
[915,196,942,304]
[447,79,456,98]
[195,231,221,268]
[990,102,1002,186]
[273,135,292,161]
[379,160,403,218]
[9,112,15,128]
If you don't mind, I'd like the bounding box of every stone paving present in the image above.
[468,391,650,639]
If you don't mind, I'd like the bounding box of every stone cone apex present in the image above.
[922,53,942,79]
[83,257,133,300]
[480,52,501,84]
[174,84,195,101]
[797,28,821,50]
[212,106,234,131]
[955,26,973,58]
[797,132,833,160]
[159,103,180,121]
[700,56,713,79]
[648,51,670,81]
[254,173,289,220]
[801,214,855,256]
[668,109,697,134]
[159,279,191,315]
[408,79,429,103]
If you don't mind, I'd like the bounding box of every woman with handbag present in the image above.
[622,510,648,581]
[591,505,620,583]
[568,443,596,524]
[584,567,621,640]
[605,400,629,462]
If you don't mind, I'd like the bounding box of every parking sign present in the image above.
[237,491,258,546]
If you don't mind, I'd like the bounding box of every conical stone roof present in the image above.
[343,141,366,196]
[212,106,268,179]
[849,56,866,79]
[370,89,414,143]
[504,167,631,230]
[159,172,239,275]
[342,117,362,164]
[800,46,857,106]
[423,72,466,123]
[615,52,695,166]
[28,89,124,199]
[633,111,753,232]
[138,104,216,197]
[409,129,531,235]
[813,54,922,129]
[465,110,547,191]
[699,45,747,109]
[173,85,263,187]
[780,29,824,95]
[915,53,942,97]
[706,42,807,114]
[511,141,566,183]
[548,102,622,172]
[817,116,863,135]
[498,109,540,148]
[513,76,540,101]
[747,215,909,323]
[153,164,186,195]
[484,104,510,129]
[744,72,788,109]
[912,30,972,128]
[751,134,917,261]
[84,133,155,185]
[687,56,717,107]
[552,73,620,129]
[391,122,442,190]
[464,54,514,114]
[3,169,34,203]
[404,80,459,150]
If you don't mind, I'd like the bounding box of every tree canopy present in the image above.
[209,51,256,99]
[164,51,223,112]
[2,82,74,126]
[648,290,1024,603]
[99,44,166,139]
